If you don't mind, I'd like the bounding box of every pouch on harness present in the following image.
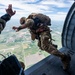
[30,17,41,30]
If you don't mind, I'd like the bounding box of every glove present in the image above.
[6,4,16,16]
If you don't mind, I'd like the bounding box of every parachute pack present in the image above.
[28,13,51,27]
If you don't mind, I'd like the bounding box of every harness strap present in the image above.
[19,68,23,75]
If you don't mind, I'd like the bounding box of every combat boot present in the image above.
[61,54,71,70]
[52,44,58,49]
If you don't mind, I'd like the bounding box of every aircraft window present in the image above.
[0,21,63,70]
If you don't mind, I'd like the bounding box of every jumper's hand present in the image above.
[12,26,18,30]
[12,26,19,32]
[6,4,16,16]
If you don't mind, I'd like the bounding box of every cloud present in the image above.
[39,0,73,8]
[49,12,67,21]
[0,0,74,21]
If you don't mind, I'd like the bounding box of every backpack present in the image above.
[28,13,51,27]
[0,54,25,75]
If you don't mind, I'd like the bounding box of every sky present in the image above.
[0,0,74,23]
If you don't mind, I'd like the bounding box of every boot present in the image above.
[61,54,71,70]
[50,49,71,70]
[52,44,58,49]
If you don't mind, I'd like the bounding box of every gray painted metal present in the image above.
[25,48,75,75]
[25,2,75,75]
[62,2,75,54]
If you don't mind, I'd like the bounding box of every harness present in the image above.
[29,17,42,39]
[30,17,42,31]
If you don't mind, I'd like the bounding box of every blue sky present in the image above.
[0,0,74,22]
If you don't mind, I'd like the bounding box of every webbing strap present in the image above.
[19,68,23,75]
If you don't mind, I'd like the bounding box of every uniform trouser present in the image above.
[30,27,70,69]
[37,31,65,59]
[30,26,66,59]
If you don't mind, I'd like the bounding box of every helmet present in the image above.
[20,17,26,25]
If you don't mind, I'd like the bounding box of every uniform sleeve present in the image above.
[1,14,11,22]
[25,19,34,28]
[0,14,11,34]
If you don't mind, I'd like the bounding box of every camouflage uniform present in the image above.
[0,14,11,34]
[19,13,71,70]
[0,18,6,33]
